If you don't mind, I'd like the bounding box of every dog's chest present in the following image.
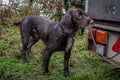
[48,29,68,51]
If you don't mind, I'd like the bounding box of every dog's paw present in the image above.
[22,60,28,64]
[43,71,51,76]
[27,51,36,59]
[30,54,36,59]
[64,72,72,77]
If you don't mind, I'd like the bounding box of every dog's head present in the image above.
[60,8,94,34]
[65,8,94,29]
[69,8,94,29]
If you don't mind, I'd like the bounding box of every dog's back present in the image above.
[13,16,58,41]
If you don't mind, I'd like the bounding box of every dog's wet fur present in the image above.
[13,8,93,77]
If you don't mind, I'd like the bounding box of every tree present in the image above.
[64,0,85,11]
[0,0,85,25]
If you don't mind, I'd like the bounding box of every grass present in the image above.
[0,24,120,80]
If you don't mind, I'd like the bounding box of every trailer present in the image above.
[85,0,120,67]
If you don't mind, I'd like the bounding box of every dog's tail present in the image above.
[13,21,21,26]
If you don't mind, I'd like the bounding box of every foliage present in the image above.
[0,0,85,25]
[0,25,120,80]
[64,0,85,11]
[0,0,120,80]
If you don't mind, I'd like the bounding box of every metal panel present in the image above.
[107,32,120,63]
[88,0,120,22]
[93,24,120,32]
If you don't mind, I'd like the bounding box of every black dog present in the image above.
[13,8,93,77]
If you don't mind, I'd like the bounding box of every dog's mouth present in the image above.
[79,21,94,29]
[78,18,94,29]
[85,19,94,28]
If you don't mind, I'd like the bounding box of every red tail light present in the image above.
[112,37,120,52]
[88,29,96,40]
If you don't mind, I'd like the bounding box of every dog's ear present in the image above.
[60,8,75,34]
[61,9,73,25]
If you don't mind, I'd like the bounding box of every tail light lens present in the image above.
[96,30,107,45]
[112,37,120,52]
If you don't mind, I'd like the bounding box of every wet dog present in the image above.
[13,8,93,77]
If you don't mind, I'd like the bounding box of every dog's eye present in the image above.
[77,12,83,19]
[76,9,84,19]
[78,12,83,16]
[78,15,83,19]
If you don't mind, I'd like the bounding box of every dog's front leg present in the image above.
[42,48,52,75]
[64,37,74,77]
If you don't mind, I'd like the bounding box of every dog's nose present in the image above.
[90,19,94,24]
[87,18,94,25]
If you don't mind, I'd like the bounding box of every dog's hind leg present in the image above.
[21,31,30,63]
[26,29,39,58]
[42,48,53,75]
[27,38,39,58]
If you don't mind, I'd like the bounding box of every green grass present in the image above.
[0,25,120,80]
